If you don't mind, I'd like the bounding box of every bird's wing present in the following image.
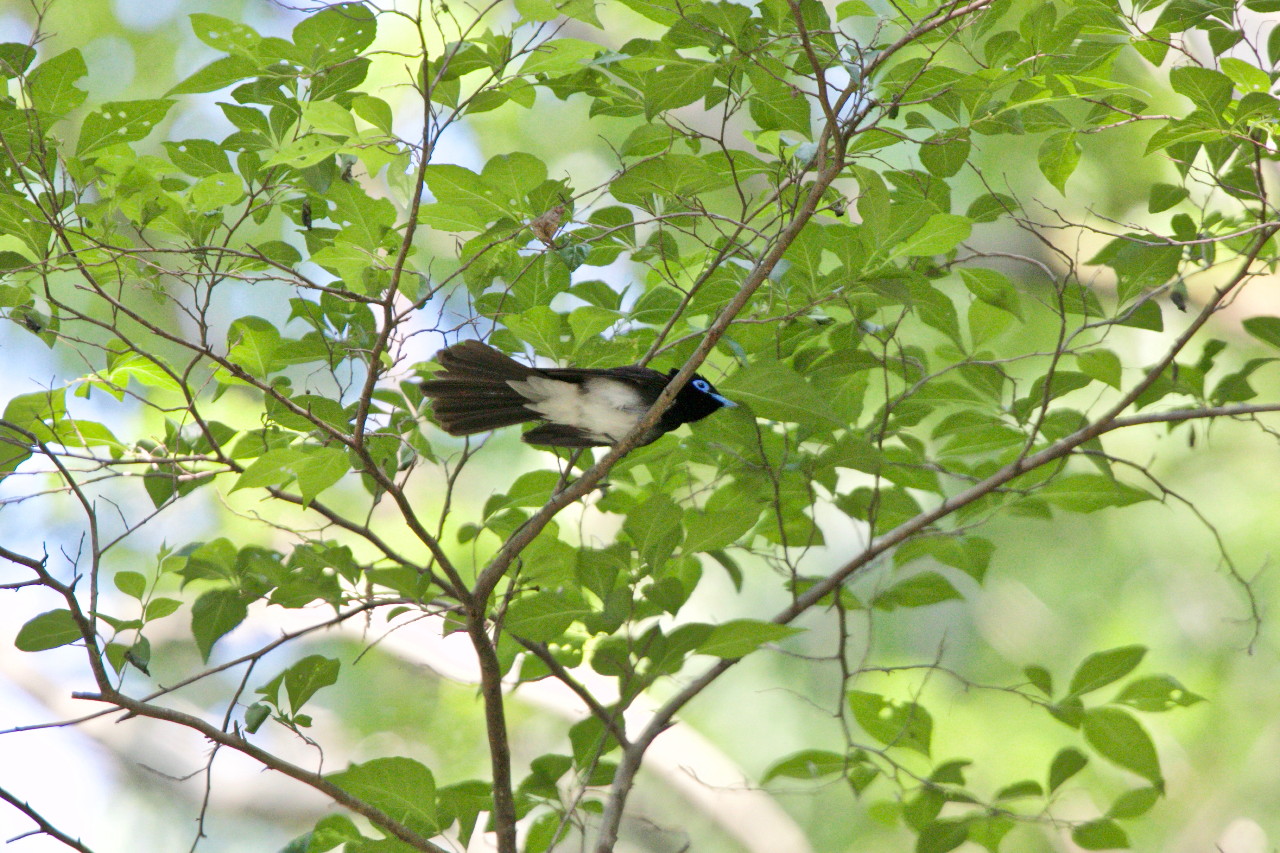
[520,423,610,447]
[507,374,650,444]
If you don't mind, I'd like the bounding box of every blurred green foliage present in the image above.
[1,1,1280,852]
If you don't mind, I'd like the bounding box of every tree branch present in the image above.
[0,785,96,853]
[69,691,451,853]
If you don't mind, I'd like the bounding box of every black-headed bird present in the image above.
[421,340,734,448]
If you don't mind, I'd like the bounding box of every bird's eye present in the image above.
[692,378,711,392]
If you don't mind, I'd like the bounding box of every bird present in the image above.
[420,340,735,448]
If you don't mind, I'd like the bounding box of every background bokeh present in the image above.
[1,1,1278,851]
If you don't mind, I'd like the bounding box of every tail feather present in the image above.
[435,339,533,382]
[437,408,536,434]
[422,341,541,437]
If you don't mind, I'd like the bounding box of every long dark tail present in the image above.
[420,341,541,436]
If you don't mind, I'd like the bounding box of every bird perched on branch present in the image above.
[420,340,735,448]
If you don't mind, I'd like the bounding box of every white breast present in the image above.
[508,376,647,442]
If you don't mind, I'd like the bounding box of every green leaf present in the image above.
[621,125,672,158]
[505,591,591,643]
[327,757,438,837]
[624,494,684,569]
[189,14,262,55]
[437,781,491,848]
[683,485,767,552]
[1147,183,1189,214]
[513,0,558,22]
[1113,675,1205,711]
[191,172,245,211]
[144,598,182,621]
[1090,238,1182,301]
[105,351,183,394]
[3,388,65,439]
[1108,786,1161,819]
[848,691,932,755]
[226,316,282,377]
[1068,645,1147,697]
[505,306,565,356]
[0,43,35,78]
[747,68,811,136]
[1210,357,1274,405]
[1117,298,1163,332]
[1071,819,1130,850]
[613,0,681,24]
[718,360,844,426]
[302,101,357,137]
[872,572,963,610]
[167,54,258,95]
[1040,474,1153,514]
[282,654,340,712]
[482,151,547,200]
[232,448,301,492]
[893,213,972,257]
[77,99,176,157]
[836,0,876,15]
[966,192,1017,223]
[1039,130,1081,194]
[486,470,560,515]
[351,94,393,134]
[14,609,81,651]
[1082,707,1163,786]
[261,134,344,170]
[646,61,717,116]
[1242,316,1280,349]
[1169,65,1233,115]
[611,154,728,206]
[243,702,271,734]
[51,418,126,456]
[1048,747,1088,792]
[994,779,1043,800]
[1143,118,1222,156]
[967,815,1014,852]
[293,2,377,64]
[291,446,349,504]
[417,202,488,232]
[28,48,87,117]
[568,305,620,347]
[1076,349,1123,389]
[520,38,601,75]
[0,197,51,261]
[697,619,800,658]
[316,814,369,853]
[114,571,147,600]
[917,819,969,853]
[163,139,233,177]
[423,164,508,222]
[919,129,970,178]
[191,589,247,662]
[1025,664,1053,696]
[959,268,1022,318]
[892,534,993,582]
[762,749,846,782]
[232,446,348,503]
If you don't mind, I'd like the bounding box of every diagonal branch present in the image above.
[70,691,451,853]
[592,223,1280,851]
[0,785,96,853]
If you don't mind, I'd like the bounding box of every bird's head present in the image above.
[666,369,735,426]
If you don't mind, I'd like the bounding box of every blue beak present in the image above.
[712,393,737,408]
